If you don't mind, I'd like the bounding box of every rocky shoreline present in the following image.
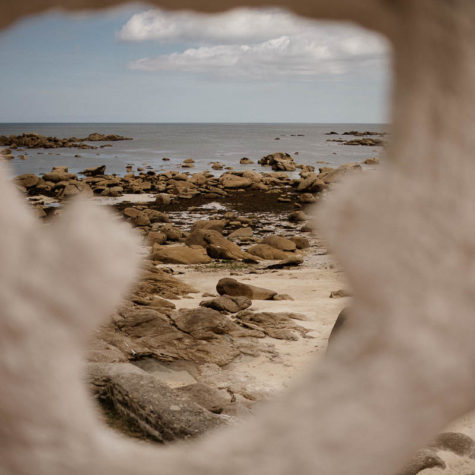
[9,148,370,442]
[5,136,475,474]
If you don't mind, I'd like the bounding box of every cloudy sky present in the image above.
[0,6,391,123]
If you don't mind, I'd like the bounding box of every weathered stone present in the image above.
[247,244,289,260]
[172,307,234,339]
[216,278,277,300]
[262,235,297,251]
[176,383,230,414]
[219,174,252,189]
[200,295,252,313]
[87,363,224,443]
[15,173,40,189]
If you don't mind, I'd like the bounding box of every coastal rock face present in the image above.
[259,152,296,172]
[88,363,224,443]
[216,278,277,300]
[152,245,212,264]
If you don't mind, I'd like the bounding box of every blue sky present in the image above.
[0,6,391,123]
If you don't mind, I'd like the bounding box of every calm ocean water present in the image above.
[0,123,386,177]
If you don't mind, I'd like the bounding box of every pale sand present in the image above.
[171,264,349,396]
[169,264,475,472]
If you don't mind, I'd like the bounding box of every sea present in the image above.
[0,123,386,177]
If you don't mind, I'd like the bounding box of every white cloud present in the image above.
[120,8,390,79]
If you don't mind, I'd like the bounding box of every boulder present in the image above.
[152,245,212,264]
[247,244,289,260]
[266,256,303,269]
[363,157,379,165]
[259,152,296,172]
[147,231,167,245]
[200,295,252,313]
[290,236,310,249]
[219,174,252,189]
[186,229,250,261]
[15,173,40,189]
[216,278,277,300]
[172,307,234,339]
[160,224,183,241]
[262,235,297,251]
[87,363,224,443]
[42,167,77,183]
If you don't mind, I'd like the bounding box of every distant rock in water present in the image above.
[258,152,296,172]
[0,132,132,149]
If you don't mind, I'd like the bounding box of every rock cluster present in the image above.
[258,152,297,171]
[0,132,131,150]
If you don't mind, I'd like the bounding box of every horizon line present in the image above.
[0,121,388,125]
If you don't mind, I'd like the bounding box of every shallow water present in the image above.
[1,123,386,177]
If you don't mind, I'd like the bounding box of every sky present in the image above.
[0,5,391,123]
